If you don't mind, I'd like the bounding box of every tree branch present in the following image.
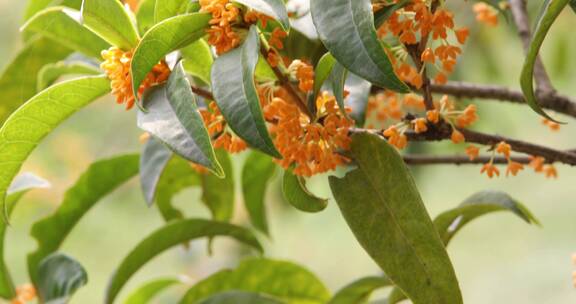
[403,154,532,165]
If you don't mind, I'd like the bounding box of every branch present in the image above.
[509,0,555,95]
[428,81,576,118]
[403,154,532,165]
[191,86,214,100]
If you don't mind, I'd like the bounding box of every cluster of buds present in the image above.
[100,47,170,110]
[11,284,36,304]
[200,0,242,54]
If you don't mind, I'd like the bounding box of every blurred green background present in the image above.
[2,1,576,303]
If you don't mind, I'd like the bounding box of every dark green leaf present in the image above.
[571,0,576,12]
[233,0,290,30]
[37,61,100,91]
[211,26,281,158]
[138,62,223,176]
[105,219,263,304]
[311,0,408,92]
[180,258,330,303]
[313,53,337,102]
[140,137,173,206]
[81,0,140,50]
[242,151,276,235]
[182,39,214,85]
[282,169,327,213]
[328,62,348,116]
[0,76,110,227]
[328,132,462,304]
[28,155,139,284]
[201,150,235,222]
[198,291,285,304]
[0,173,50,299]
[519,0,568,123]
[0,38,71,126]
[131,13,211,99]
[329,276,392,304]
[37,253,88,304]
[156,156,201,222]
[155,0,190,23]
[21,7,110,58]
[135,0,157,35]
[435,190,540,245]
[124,277,182,304]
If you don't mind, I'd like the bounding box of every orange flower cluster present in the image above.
[264,92,353,177]
[366,92,425,129]
[529,156,558,178]
[432,96,478,144]
[200,0,241,54]
[11,284,35,304]
[473,3,499,27]
[480,141,524,178]
[542,118,560,131]
[199,101,248,153]
[101,47,170,110]
[289,60,315,92]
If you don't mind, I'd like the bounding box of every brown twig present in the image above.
[403,154,532,165]
[191,86,214,100]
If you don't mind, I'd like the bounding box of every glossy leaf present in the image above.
[36,253,88,304]
[28,155,139,284]
[435,190,540,245]
[233,0,290,30]
[520,0,568,122]
[140,137,173,206]
[328,62,348,116]
[155,0,189,23]
[124,277,182,304]
[0,76,110,227]
[198,291,285,304]
[180,258,330,303]
[23,0,83,21]
[242,151,276,235]
[105,219,263,304]
[329,276,391,304]
[313,53,337,102]
[81,0,140,50]
[211,26,281,158]
[135,0,156,35]
[310,0,408,92]
[131,13,211,99]
[181,39,214,85]
[282,169,327,213]
[328,132,462,304]
[156,156,201,222]
[0,173,50,299]
[37,61,100,90]
[138,62,223,176]
[201,150,235,222]
[0,38,71,126]
[21,7,110,58]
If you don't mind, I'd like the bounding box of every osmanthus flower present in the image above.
[289,60,315,93]
[263,92,353,177]
[11,283,36,304]
[542,118,560,131]
[100,47,171,110]
[200,0,242,54]
[199,101,247,154]
[473,2,499,27]
[383,125,408,149]
[481,161,500,178]
[465,145,480,160]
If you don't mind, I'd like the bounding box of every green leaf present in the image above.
[156,156,201,222]
[328,132,462,304]
[345,74,372,127]
[0,173,50,299]
[199,291,285,304]
[138,62,223,176]
[105,219,263,304]
[242,151,276,235]
[155,0,189,23]
[435,190,540,245]
[27,154,139,284]
[0,76,110,227]
[328,62,348,116]
[21,7,110,58]
[81,0,140,50]
[313,53,337,102]
[23,0,83,21]
[233,0,290,30]
[124,277,182,304]
[182,39,214,85]
[520,0,569,123]
[37,61,101,91]
[282,170,327,213]
[329,276,392,304]
[131,13,211,99]
[310,0,408,92]
[180,258,330,304]
[37,253,88,304]
[0,38,71,126]
[140,137,173,206]
[211,26,281,158]
[373,0,411,28]
[201,149,235,222]
[135,0,157,35]
[571,0,576,12]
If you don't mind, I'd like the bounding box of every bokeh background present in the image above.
[2,1,576,303]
